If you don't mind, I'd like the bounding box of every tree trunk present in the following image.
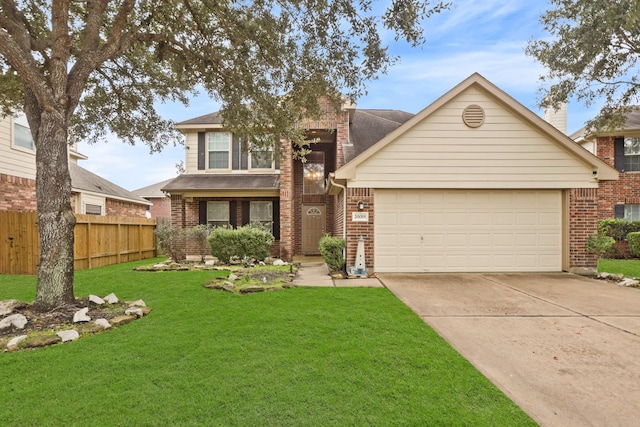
[34,110,76,310]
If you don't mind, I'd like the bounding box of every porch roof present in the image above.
[162,174,280,192]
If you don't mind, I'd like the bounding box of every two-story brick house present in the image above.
[571,108,640,221]
[0,114,150,216]
[166,73,619,273]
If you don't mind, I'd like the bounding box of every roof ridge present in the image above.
[356,109,414,125]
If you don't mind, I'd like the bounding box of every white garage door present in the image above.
[375,190,562,272]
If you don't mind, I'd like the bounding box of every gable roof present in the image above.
[346,109,414,163]
[335,72,618,182]
[175,111,224,130]
[132,178,175,198]
[571,107,640,142]
[69,163,150,205]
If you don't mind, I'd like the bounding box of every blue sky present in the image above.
[78,0,600,191]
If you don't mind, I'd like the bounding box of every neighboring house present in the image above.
[166,73,618,273]
[572,108,640,222]
[0,114,150,216]
[132,178,174,220]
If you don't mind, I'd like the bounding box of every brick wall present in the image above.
[106,199,148,218]
[569,188,599,268]
[595,136,639,219]
[148,196,171,220]
[344,188,374,271]
[0,173,37,211]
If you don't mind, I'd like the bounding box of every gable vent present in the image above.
[462,104,485,128]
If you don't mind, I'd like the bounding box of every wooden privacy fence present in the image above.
[0,212,157,275]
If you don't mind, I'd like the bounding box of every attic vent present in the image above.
[462,104,485,128]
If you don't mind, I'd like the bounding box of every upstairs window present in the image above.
[207,201,229,227]
[13,114,34,151]
[250,148,273,169]
[208,132,230,169]
[624,138,640,172]
[303,152,325,194]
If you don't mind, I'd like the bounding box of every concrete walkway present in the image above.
[292,257,383,288]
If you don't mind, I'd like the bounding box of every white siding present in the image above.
[184,131,202,173]
[0,116,36,180]
[350,88,598,189]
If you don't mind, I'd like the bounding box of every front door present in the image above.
[302,205,326,254]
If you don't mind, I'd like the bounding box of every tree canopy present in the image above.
[526,0,640,131]
[0,0,449,309]
[0,0,450,152]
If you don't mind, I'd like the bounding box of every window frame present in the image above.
[207,132,232,171]
[250,201,273,234]
[624,137,640,172]
[12,114,35,152]
[303,152,325,195]
[625,204,640,221]
[207,201,230,227]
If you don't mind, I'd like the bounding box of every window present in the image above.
[624,137,640,172]
[250,201,273,233]
[250,149,273,169]
[208,132,230,169]
[85,204,102,215]
[303,152,325,194]
[13,114,34,151]
[207,201,229,227]
[625,205,640,221]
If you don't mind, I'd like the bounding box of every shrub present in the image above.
[154,225,186,261]
[208,225,275,264]
[628,232,640,258]
[186,224,212,262]
[586,233,615,258]
[598,219,640,241]
[319,234,346,272]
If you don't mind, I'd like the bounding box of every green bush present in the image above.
[154,225,186,261]
[628,232,640,258]
[598,219,640,241]
[319,234,346,272]
[208,225,275,264]
[586,233,615,258]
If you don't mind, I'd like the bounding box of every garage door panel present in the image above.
[375,190,562,272]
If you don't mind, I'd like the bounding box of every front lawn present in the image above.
[0,259,535,426]
[598,258,640,278]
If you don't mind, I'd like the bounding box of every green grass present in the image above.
[0,259,535,426]
[598,258,640,277]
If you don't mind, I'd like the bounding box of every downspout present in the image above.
[329,175,348,273]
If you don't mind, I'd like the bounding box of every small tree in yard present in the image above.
[154,225,186,262]
[186,224,212,262]
[0,0,449,310]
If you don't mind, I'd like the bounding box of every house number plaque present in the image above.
[352,212,369,222]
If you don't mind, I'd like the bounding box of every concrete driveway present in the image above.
[379,273,640,427]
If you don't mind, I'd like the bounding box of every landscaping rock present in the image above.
[128,299,146,308]
[104,293,119,304]
[223,283,236,293]
[7,335,27,350]
[89,294,105,305]
[125,307,144,317]
[153,263,168,268]
[73,307,91,323]
[110,315,137,327]
[228,273,239,281]
[273,259,287,266]
[22,333,61,349]
[185,255,202,262]
[205,260,217,266]
[57,330,80,342]
[0,313,28,330]
[94,318,112,329]
[76,322,105,335]
[0,299,27,316]
[240,286,265,294]
[618,278,640,287]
